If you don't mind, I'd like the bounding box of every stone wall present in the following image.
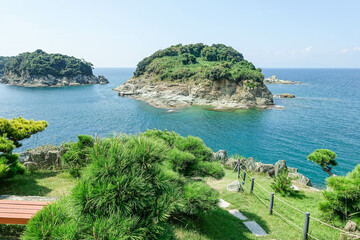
[19,146,67,171]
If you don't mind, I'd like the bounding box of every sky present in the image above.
[0,0,359,68]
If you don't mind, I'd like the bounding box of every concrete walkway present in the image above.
[219,198,268,236]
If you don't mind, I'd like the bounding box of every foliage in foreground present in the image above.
[23,130,224,239]
[320,164,360,222]
[61,135,94,177]
[0,117,48,180]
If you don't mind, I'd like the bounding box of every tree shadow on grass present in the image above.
[0,171,57,196]
[171,207,269,240]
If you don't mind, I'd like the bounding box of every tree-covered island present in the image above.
[114,43,274,109]
[0,50,108,87]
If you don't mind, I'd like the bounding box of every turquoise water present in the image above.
[0,68,359,187]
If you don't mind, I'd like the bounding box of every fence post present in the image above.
[242,171,247,184]
[303,212,310,240]
[250,177,254,193]
[233,161,239,172]
[269,193,274,215]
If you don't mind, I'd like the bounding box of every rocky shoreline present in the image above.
[114,76,274,110]
[213,150,313,187]
[264,75,302,84]
[0,73,108,87]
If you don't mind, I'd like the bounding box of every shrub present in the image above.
[23,130,224,239]
[0,117,47,180]
[319,164,360,222]
[181,53,197,65]
[61,135,94,177]
[271,169,294,196]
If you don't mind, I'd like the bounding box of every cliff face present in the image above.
[0,72,108,87]
[114,76,273,109]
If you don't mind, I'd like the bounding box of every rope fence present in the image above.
[232,163,360,240]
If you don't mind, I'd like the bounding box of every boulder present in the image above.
[224,158,238,169]
[227,180,243,192]
[30,151,45,164]
[255,163,274,173]
[344,221,358,232]
[46,150,60,167]
[274,160,287,176]
[245,157,256,171]
[19,152,30,163]
[340,220,360,240]
[213,150,228,164]
[288,172,312,187]
[255,163,275,177]
[24,162,37,172]
[288,167,298,173]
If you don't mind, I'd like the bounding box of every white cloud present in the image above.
[290,46,312,55]
[341,47,360,54]
[305,46,312,52]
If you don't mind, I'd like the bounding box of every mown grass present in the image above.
[0,170,78,197]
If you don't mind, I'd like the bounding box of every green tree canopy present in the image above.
[0,117,48,147]
[132,43,262,85]
[4,49,94,78]
[307,149,337,176]
[0,117,48,179]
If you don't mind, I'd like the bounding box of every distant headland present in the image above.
[0,50,108,87]
[114,43,274,109]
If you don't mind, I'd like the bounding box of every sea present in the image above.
[0,68,359,187]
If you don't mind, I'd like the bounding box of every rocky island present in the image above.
[114,43,274,109]
[0,50,108,87]
[274,93,296,98]
[264,75,302,84]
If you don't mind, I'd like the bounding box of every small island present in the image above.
[0,50,108,87]
[274,93,296,98]
[114,43,274,109]
[264,75,301,84]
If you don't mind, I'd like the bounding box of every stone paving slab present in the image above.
[243,221,268,236]
[228,209,248,220]
[0,195,59,202]
[218,198,231,208]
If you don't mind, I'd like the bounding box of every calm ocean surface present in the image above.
[0,68,359,187]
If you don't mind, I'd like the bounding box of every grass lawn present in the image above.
[0,169,348,240]
[0,171,78,197]
[174,169,343,240]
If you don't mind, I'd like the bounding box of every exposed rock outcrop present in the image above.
[264,75,301,84]
[274,93,296,98]
[223,157,312,187]
[114,76,274,109]
[340,221,360,240]
[0,73,108,87]
[19,145,67,170]
[213,150,228,164]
